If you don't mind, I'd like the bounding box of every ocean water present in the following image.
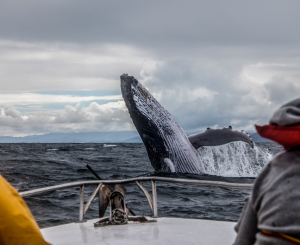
[0,142,283,228]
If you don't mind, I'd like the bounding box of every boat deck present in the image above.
[41,217,236,245]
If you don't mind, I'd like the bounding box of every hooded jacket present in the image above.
[233,147,300,245]
[234,98,300,245]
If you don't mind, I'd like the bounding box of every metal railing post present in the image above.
[84,183,102,216]
[135,181,153,214]
[79,184,84,222]
[151,180,158,217]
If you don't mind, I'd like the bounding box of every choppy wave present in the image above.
[198,142,272,177]
[0,142,283,228]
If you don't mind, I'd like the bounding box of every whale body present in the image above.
[120,74,254,174]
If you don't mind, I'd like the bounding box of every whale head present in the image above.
[120,74,203,173]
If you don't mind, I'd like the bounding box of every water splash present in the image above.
[198,142,272,177]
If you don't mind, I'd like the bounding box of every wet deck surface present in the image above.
[41,217,236,245]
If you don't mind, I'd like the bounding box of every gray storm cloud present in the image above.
[142,58,300,132]
[1,1,299,49]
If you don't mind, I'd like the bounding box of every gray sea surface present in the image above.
[0,142,283,228]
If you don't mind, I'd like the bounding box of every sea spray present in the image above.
[198,141,272,177]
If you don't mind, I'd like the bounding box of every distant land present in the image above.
[0,132,141,143]
[0,131,269,143]
[250,133,272,143]
[122,136,143,143]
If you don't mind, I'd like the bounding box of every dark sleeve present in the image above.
[233,195,259,245]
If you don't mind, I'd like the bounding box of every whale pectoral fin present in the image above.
[164,158,175,173]
[188,127,254,149]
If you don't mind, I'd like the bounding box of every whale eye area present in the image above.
[138,86,150,101]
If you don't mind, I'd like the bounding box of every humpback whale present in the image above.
[121,74,254,174]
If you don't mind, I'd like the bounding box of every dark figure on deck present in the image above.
[234,98,300,245]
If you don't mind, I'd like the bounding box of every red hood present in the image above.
[255,124,300,150]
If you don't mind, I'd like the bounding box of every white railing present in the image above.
[19,177,253,222]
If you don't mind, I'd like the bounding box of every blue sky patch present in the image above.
[33,90,121,96]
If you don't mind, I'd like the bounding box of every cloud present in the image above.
[0,40,157,91]
[0,40,299,136]
[0,93,122,106]
[264,76,300,105]
[0,102,133,136]
[140,58,300,133]
[0,1,299,50]
[3,106,22,119]
[0,42,299,136]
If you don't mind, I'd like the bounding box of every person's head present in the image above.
[270,98,300,127]
[256,98,300,150]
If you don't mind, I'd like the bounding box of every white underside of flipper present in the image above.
[164,158,176,173]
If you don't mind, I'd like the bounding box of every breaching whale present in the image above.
[121,74,254,174]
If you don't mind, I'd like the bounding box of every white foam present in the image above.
[198,142,272,177]
[103,144,117,147]
[47,149,58,151]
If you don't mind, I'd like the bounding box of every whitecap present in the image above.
[103,144,117,147]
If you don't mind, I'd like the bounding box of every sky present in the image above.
[0,0,299,137]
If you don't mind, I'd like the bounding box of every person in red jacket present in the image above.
[234,98,300,245]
